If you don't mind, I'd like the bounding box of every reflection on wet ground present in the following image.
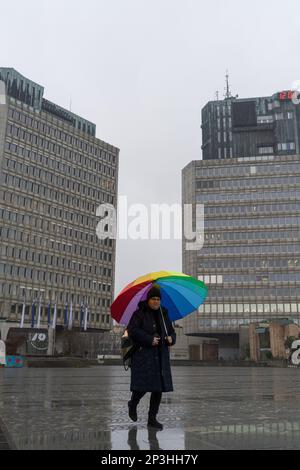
[0,418,10,450]
[1,366,300,449]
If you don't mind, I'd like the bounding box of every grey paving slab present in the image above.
[0,366,300,450]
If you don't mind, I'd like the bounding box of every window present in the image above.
[275,113,284,120]
[257,115,273,124]
[258,146,274,155]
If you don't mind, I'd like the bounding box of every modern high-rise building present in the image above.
[0,68,119,333]
[202,90,300,161]
[182,154,300,359]
[183,88,300,359]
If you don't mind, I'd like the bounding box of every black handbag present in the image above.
[121,333,136,370]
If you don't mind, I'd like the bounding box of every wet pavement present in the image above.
[0,418,10,450]
[0,365,300,450]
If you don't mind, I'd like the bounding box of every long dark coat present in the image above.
[127,300,176,393]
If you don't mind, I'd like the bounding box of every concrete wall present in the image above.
[269,323,285,359]
[249,322,300,361]
[171,326,200,359]
[249,324,260,362]
[170,325,217,360]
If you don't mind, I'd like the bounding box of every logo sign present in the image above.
[278,90,295,101]
[0,340,6,365]
[27,330,48,354]
[290,340,300,366]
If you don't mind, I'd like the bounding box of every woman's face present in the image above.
[147,297,161,310]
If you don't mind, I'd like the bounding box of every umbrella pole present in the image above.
[159,306,168,336]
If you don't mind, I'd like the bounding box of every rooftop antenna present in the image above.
[69,96,72,112]
[224,70,232,99]
[215,91,219,101]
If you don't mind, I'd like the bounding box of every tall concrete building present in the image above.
[0,68,119,335]
[182,90,300,359]
[183,154,300,359]
[202,90,300,161]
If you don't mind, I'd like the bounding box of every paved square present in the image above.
[0,365,300,450]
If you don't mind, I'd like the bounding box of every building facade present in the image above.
[202,91,300,161]
[0,68,119,332]
[182,154,300,359]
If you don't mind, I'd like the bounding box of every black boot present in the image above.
[147,415,163,430]
[128,400,138,422]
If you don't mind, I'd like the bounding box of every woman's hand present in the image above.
[166,336,173,345]
[152,336,160,346]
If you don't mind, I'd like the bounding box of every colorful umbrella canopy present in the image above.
[110,270,208,325]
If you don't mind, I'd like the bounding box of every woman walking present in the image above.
[127,284,176,430]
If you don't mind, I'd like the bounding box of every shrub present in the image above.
[284,336,297,350]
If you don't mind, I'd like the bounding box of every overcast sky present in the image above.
[1,0,300,296]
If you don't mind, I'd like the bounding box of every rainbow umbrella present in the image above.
[110,270,208,326]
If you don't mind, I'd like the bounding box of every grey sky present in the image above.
[1,0,300,295]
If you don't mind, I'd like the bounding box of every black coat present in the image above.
[127,301,176,393]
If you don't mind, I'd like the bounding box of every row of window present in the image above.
[200,273,300,284]
[197,175,300,190]
[2,172,114,211]
[1,208,97,242]
[0,283,111,309]
[216,103,231,117]
[256,112,294,123]
[206,286,300,298]
[0,190,96,230]
[217,117,232,129]
[278,142,296,151]
[4,154,115,192]
[258,146,274,155]
[196,162,300,178]
[1,189,105,222]
[3,150,115,198]
[0,228,113,261]
[217,131,233,142]
[198,302,300,314]
[1,245,112,275]
[257,115,274,124]
[204,215,300,229]
[274,111,294,120]
[198,318,300,328]
[8,109,117,165]
[199,258,298,269]
[205,202,300,216]
[10,304,111,325]
[204,229,299,242]
[0,207,104,246]
[0,263,112,290]
[199,242,300,256]
[196,189,300,204]
[218,147,233,159]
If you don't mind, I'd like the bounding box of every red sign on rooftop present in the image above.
[278,90,295,101]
